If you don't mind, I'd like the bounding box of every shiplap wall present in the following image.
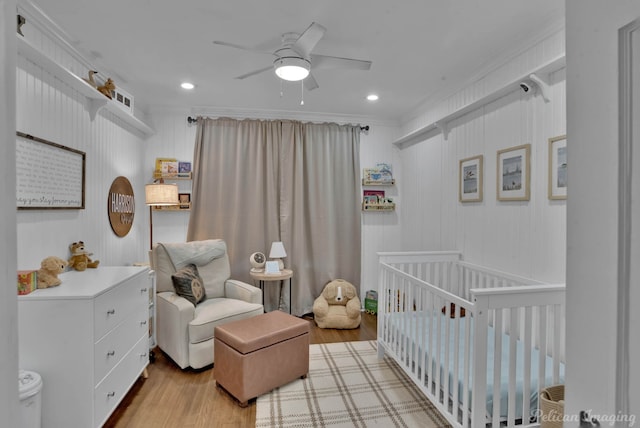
[15,21,148,269]
[397,29,566,282]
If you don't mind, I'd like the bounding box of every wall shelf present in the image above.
[393,54,566,148]
[362,203,395,212]
[152,172,192,180]
[17,35,155,137]
[153,204,190,212]
[362,179,395,186]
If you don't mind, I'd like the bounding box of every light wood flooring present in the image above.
[104,312,377,428]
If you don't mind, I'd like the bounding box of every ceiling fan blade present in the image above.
[213,40,273,56]
[311,54,372,71]
[235,65,273,80]
[293,22,326,57]
[304,73,319,91]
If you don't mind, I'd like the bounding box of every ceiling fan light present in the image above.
[274,57,310,81]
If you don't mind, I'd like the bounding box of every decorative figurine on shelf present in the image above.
[67,241,100,271]
[37,256,68,288]
[83,70,98,88]
[97,78,115,99]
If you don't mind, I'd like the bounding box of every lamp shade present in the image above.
[145,183,179,206]
[274,57,310,81]
[269,241,287,258]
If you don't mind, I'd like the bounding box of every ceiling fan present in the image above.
[213,22,372,91]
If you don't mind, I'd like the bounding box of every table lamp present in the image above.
[145,180,179,249]
[269,241,287,270]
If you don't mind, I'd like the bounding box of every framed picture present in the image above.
[178,193,190,209]
[16,132,86,209]
[548,135,567,200]
[496,144,531,201]
[459,155,483,202]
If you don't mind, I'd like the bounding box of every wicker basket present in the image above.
[539,384,564,428]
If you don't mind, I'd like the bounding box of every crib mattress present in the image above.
[382,311,565,422]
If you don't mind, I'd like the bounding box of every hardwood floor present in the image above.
[104,312,377,428]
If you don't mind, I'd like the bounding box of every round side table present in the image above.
[249,268,293,313]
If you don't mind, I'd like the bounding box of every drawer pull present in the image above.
[140,352,148,358]
[107,391,115,398]
[107,309,116,315]
[140,288,148,293]
[140,320,147,326]
[107,350,115,357]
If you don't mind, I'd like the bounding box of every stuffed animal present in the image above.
[37,256,68,288]
[68,241,100,271]
[312,279,361,329]
[82,70,98,88]
[97,78,115,99]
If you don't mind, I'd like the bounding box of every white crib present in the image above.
[377,251,565,428]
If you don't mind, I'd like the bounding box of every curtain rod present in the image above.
[187,116,369,131]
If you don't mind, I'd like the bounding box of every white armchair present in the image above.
[150,239,263,369]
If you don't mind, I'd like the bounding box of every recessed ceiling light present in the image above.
[181,82,195,90]
[367,94,379,101]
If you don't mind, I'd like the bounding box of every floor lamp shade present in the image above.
[145,183,179,250]
[145,183,179,206]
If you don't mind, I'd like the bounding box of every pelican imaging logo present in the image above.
[108,176,135,237]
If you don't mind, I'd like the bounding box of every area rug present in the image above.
[255,340,451,428]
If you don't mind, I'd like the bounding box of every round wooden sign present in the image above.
[108,176,135,237]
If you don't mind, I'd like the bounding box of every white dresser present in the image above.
[18,266,152,428]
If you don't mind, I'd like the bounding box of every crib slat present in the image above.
[443,299,451,408]
[522,306,533,423]
[537,305,548,397]
[427,293,435,394]
[553,303,561,384]
[462,313,471,428]
[492,309,503,428]
[507,307,518,425]
[452,305,461,423]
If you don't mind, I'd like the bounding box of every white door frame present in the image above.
[617,17,640,419]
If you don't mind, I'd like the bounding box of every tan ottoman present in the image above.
[214,310,310,406]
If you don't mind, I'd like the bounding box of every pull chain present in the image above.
[300,80,304,105]
[280,79,283,98]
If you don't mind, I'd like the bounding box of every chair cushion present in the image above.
[152,239,230,297]
[188,298,264,344]
[171,264,206,306]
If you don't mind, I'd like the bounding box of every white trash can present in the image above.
[19,370,42,428]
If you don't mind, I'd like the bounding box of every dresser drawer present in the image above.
[94,311,148,383]
[94,273,149,339]
[94,335,149,427]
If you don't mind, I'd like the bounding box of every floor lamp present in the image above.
[145,181,179,250]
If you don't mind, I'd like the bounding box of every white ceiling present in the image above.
[28,0,564,123]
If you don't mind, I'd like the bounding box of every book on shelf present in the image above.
[155,157,177,173]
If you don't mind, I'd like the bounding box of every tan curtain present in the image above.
[187,117,361,315]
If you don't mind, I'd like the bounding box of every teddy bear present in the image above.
[312,279,361,329]
[97,78,115,99]
[37,256,68,288]
[68,241,100,271]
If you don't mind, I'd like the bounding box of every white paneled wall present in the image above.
[398,67,566,282]
[144,110,196,246]
[360,124,403,293]
[15,33,148,269]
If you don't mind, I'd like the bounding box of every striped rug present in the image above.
[255,340,451,428]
